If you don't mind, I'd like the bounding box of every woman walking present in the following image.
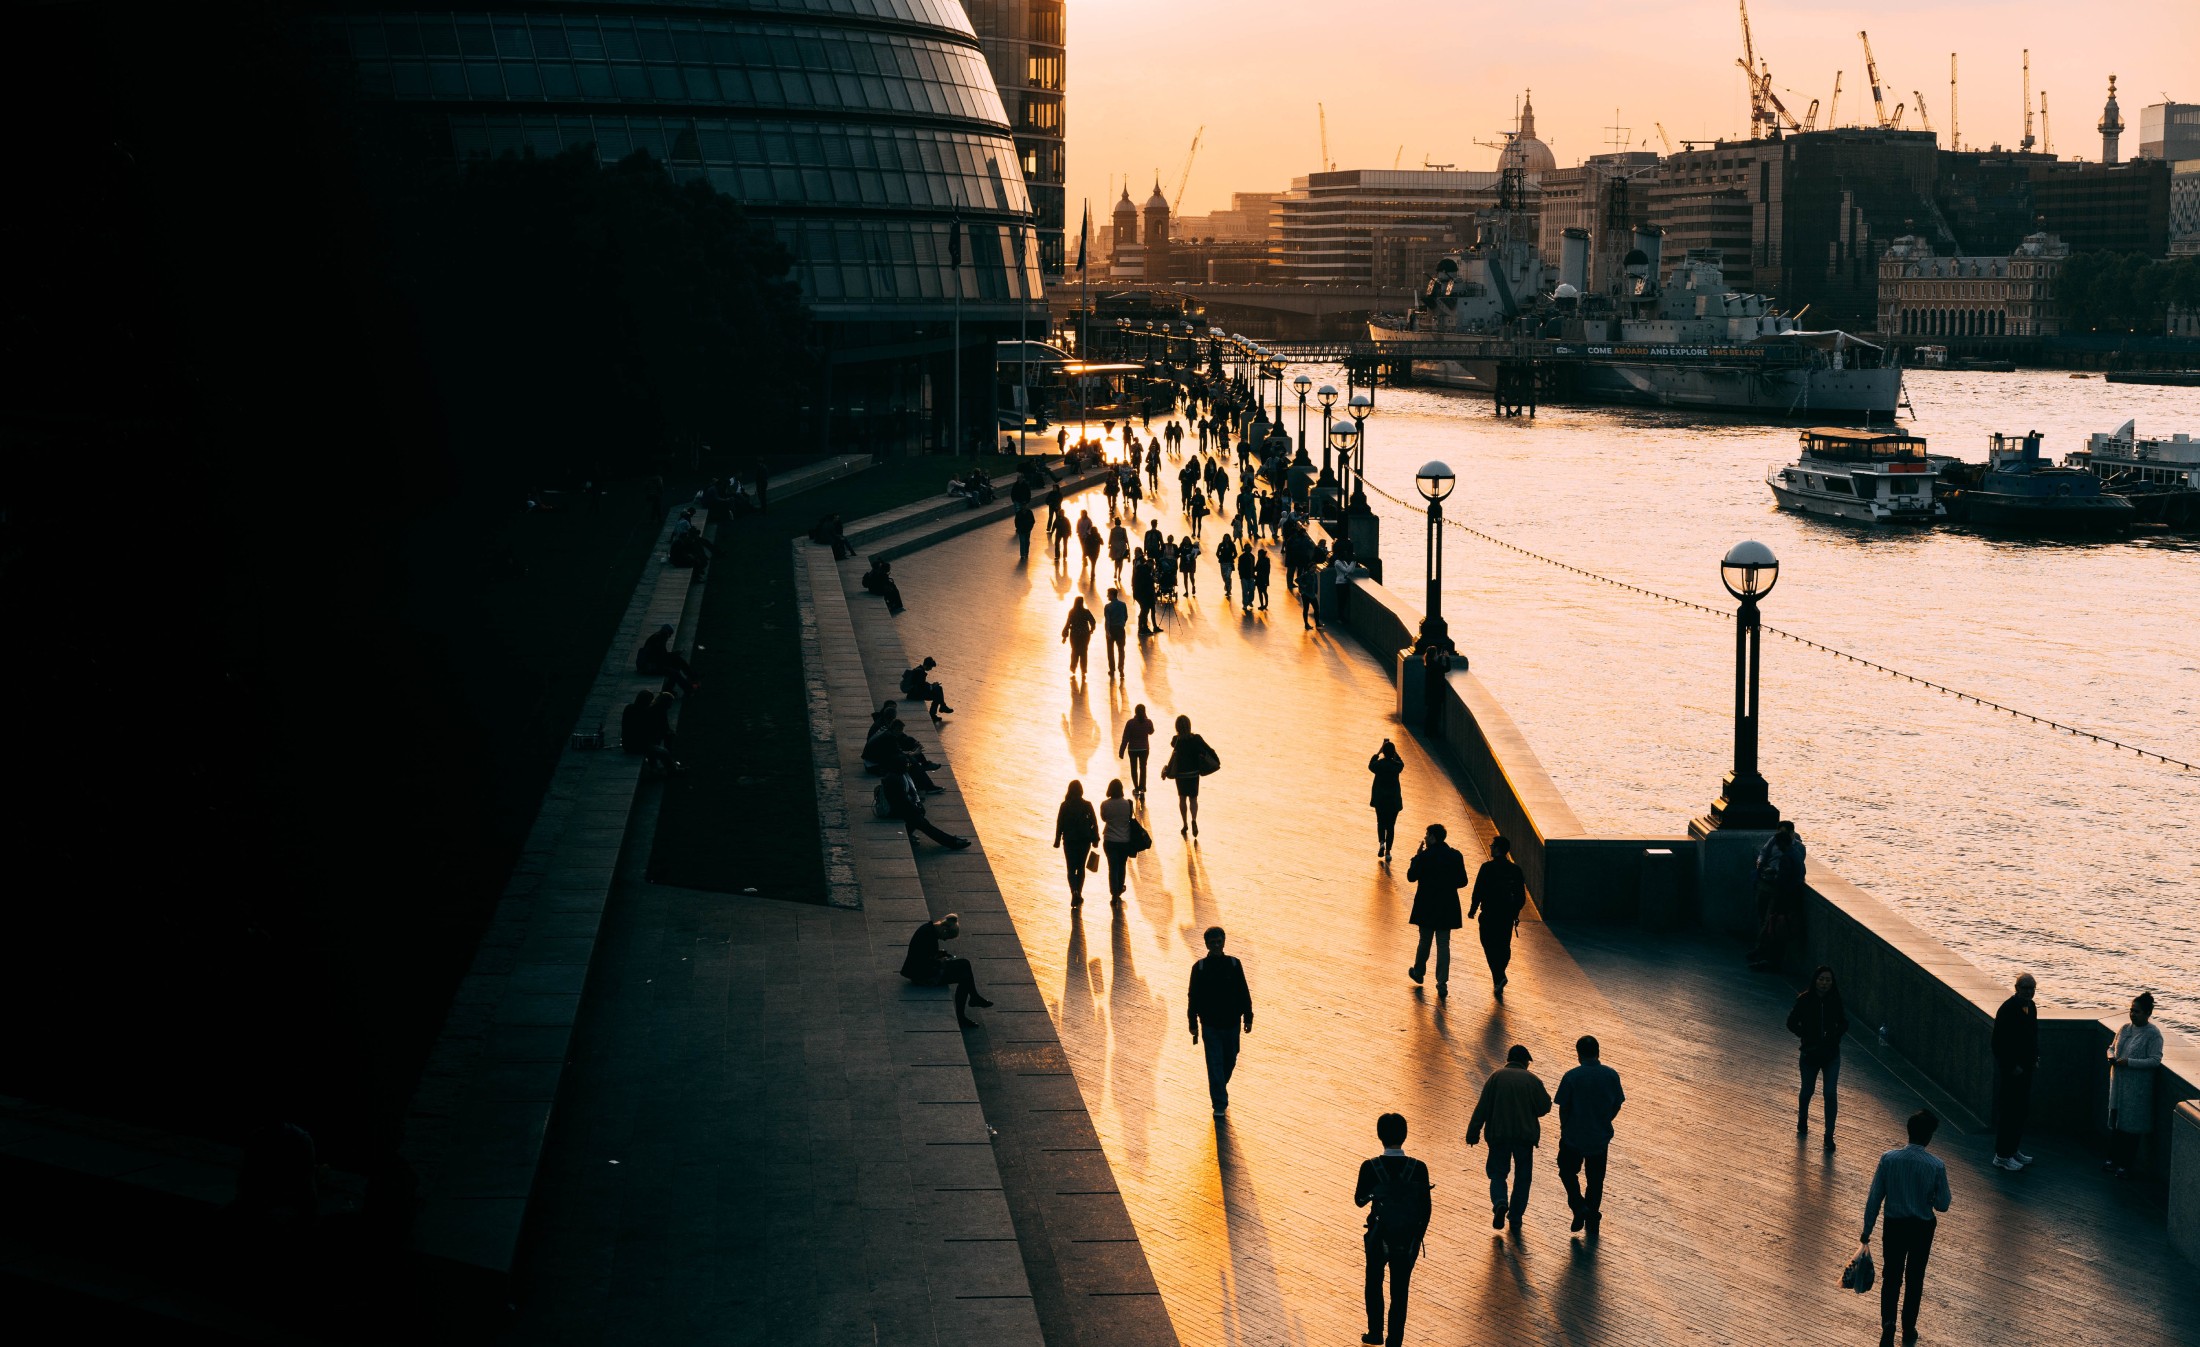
[1099,779,1136,902]
[1061,596,1097,681]
[1368,740,1405,859]
[1235,543,1256,603]
[1405,823,1467,998]
[1053,781,1099,906]
[1178,534,1201,595]
[1162,714,1220,837]
[1786,965,1849,1151]
[1119,703,1156,800]
[2105,991,2164,1178]
[1467,836,1527,997]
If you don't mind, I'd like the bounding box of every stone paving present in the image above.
[892,464,2200,1347]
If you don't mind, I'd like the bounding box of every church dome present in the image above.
[1113,186,1137,221]
[1145,181,1171,213]
[1513,90,1557,176]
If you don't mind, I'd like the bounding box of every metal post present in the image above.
[1736,594,1759,784]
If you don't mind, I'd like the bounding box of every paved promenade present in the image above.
[892,468,2200,1347]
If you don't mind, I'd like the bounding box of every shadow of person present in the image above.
[1063,677,1099,771]
[1058,910,1104,1063]
[1106,906,1165,1172]
[1180,846,1221,956]
[1213,1123,1304,1347]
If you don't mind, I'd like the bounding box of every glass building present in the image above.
[964,1,1066,278]
[323,0,1046,453]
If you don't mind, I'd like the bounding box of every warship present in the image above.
[1366,133,1903,419]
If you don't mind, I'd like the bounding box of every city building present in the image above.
[1646,141,1775,293]
[2170,161,2200,257]
[321,0,1044,454]
[1175,191,1283,242]
[1877,231,2069,339]
[1540,151,1659,294]
[2029,158,2171,256]
[965,0,1066,277]
[2138,101,2199,162]
[1269,169,1531,284]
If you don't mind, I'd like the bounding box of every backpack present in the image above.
[1367,1156,1431,1250]
[900,667,925,697]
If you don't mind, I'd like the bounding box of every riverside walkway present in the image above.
[890,469,2200,1347]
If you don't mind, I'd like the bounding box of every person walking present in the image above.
[1991,973,2039,1171]
[1014,501,1035,561]
[1052,780,1099,907]
[1297,556,1323,630]
[1178,533,1200,596]
[1108,519,1129,580]
[1077,511,1101,576]
[1103,470,1121,521]
[1465,1044,1551,1235]
[1468,836,1528,997]
[1161,714,1219,837]
[1131,549,1159,638]
[1788,965,1850,1151]
[1098,779,1137,902]
[1253,548,1272,610]
[2105,991,2164,1179]
[1062,596,1097,681]
[1101,587,1130,678]
[1860,1111,1952,1347]
[1119,703,1156,800]
[1368,741,1405,859]
[1187,926,1254,1117]
[1553,1035,1625,1236]
[1215,533,1239,603]
[1405,823,1466,997]
[1355,1113,1433,1347]
[1189,490,1209,538]
[1048,501,1071,563]
[1235,545,1256,605]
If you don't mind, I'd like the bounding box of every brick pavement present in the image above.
[891,465,2200,1347]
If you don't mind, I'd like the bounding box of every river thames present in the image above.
[1290,369,2199,1031]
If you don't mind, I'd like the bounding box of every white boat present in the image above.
[2061,419,2200,528]
[1767,427,1943,524]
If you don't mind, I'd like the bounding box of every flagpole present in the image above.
[952,215,962,461]
[1078,199,1090,438]
[1018,223,1029,456]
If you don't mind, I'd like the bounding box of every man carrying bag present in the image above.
[1355,1112,1433,1347]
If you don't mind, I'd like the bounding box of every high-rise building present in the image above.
[1270,170,1529,284]
[320,0,1044,454]
[2138,102,2200,162]
[2029,159,2172,255]
[966,1,1066,277]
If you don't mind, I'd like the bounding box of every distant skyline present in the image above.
[1062,0,2195,229]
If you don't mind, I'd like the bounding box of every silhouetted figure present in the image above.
[1788,965,1850,1152]
[2107,991,2164,1178]
[810,513,853,559]
[1468,836,1527,997]
[1119,703,1156,799]
[1131,550,1158,637]
[1235,545,1256,603]
[1253,548,1272,609]
[1062,597,1097,680]
[1991,974,2039,1170]
[1861,1110,1951,1347]
[1078,512,1102,574]
[881,769,968,850]
[1215,533,1239,602]
[861,557,905,614]
[1297,557,1323,629]
[1747,820,1807,969]
[1049,503,1071,562]
[1355,1112,1433,1347]
[899,657,952,724]
[1554,1035,1625,1237]
[621,691,681,773]
[1014,502,1036,561]
[1187,926,1253,1116]
[1053,781,1099,906]
[1465,1044,1550,1235]
[863,718,940,792]
[1098,779,1135,901]
[1405,823,1466,997]
[1162,714,1219,837]
[901,914,992,1028]
[637,623,701,693]
[1103,587,1130,677]
[1369,741,1404,859]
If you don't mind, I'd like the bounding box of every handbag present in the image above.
[1086,851,1101,872]
[1192,738,1222,776]
[1841,1247,1875,1294]
[1127,817,1153,856]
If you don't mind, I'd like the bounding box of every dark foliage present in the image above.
[2054,253,2200,334]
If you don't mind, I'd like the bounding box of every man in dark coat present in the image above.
[1355,1112,1433,1347]
[1991,973,2039,1170]
[901,914,992,1028]
[1468,835,1528,997]
[1404,823,1466,997]
[1187,926,1253,1116]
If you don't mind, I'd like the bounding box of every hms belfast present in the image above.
[1367,128,1903,420]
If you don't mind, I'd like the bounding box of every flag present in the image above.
[1076,201,1089,276]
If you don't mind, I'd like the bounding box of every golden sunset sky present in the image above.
[1063,0,2198,223]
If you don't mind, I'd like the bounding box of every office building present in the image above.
[2138,101,2200,162]
[321,0,1044,454]
[965,0,1066,277]
[1270,169,1530,284]
[2029,159,2171,256]
[1175,192,1283,242]
[2170,161,2200,257]
[1877,231,2068,339]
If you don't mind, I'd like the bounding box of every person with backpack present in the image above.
[1161,714,1219,837]
[899,657,952,725]
[1355,1112,1433,1347]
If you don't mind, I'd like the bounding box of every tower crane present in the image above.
[1860,31,1889,128]
[2021,50,2035,152]
[1803,98,1820,132]
[1394,144,1405,169]
[1914,89,1934,136]
[1171,126,1203,213]
[1950,54,1960,151]
[2040,91,2051,156]
[1829,71,1843,127]
[1655,121,1675,154]
[1738,0,1763,137]
[1763,79,1803,134]
[1319,103,1333,171]
[1890,102,1906,130]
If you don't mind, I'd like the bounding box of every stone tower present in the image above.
[2098,75,2125,165]
[1142,178,1172,278]
[1110,184,1137,268]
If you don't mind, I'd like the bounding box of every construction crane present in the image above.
[1763,80,1803,134]
[1318,103,1333,172]
[1950,54,1960,151]
[1890,101,1906,130]
[2040,91,2052,156]
[1914,89,1934,136]
[1829,71,1843,127]
[1803,98,1820,132]
[1655,121,1675,154]
[1394,144,1405,169]
[1738,0,1762,137]
[1860,31,1889,128]
[2021,50,2035,152]
[1170,126,1203,213]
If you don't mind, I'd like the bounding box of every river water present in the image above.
[1269,369,2199,1032]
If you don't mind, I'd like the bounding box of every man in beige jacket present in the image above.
[1465,1044,1552,1234]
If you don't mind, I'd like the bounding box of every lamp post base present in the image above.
[1706,771,1780,830]
[1688,814,1779,938]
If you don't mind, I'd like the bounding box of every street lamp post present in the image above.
[1709,540,1782,829]
[1328,418,1360,510]
[1347,392,1373,510]
[1414,458,1457,648]
[1293,373,1312,459]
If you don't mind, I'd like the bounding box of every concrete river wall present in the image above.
[1325,559,2199,1260]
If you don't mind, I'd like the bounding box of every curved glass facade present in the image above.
[326,2,1045,319]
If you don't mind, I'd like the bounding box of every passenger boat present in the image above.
[1767,427,1944,524]
[2062,420,2200,529]
[1936,431,2136,533]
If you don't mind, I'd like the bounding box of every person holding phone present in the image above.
[1369,741,1405,860]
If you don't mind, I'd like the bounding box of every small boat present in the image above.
[1937,431,2136,533]
[2104,370,2200,388]
[2063,420,2200,529]
[1768,427,1945,524]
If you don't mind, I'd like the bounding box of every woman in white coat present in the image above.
[2105,991,2164,1179]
